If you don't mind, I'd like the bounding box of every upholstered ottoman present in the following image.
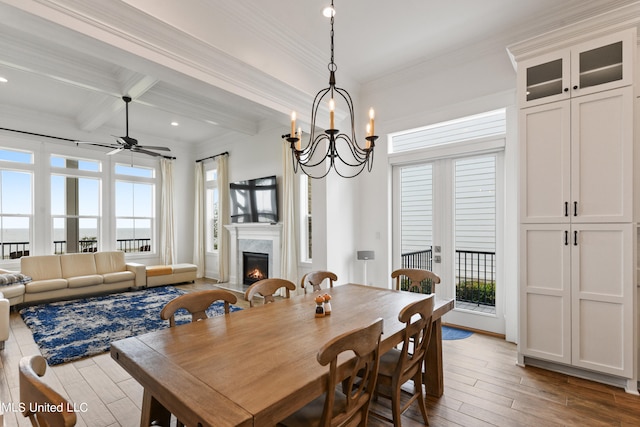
[146,263,197,287]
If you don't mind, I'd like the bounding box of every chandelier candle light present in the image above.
[283,0,378,179]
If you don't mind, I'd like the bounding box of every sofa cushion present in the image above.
[67,275,103,288]
[0,272,31,287]
[25,279,68,293]
[146,265,173,277]
[94,251,127,274]
[21,255,63,281]
[171,264,197,274]
[102,271,135,284]
[60,253,98,278]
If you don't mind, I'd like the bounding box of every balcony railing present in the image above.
[1,242,30,259]
[39,239,152,256]
[401,248,496,307]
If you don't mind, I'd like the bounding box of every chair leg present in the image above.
[391,379,403,427]
[414,371,429,426]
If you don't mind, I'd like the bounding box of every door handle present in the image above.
[573,201,578,217]
[564,202,568,217]
[574,230,578,246]
[564,230,568,246]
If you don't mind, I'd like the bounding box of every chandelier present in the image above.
[283,0,377,179]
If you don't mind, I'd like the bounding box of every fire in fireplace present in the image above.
[242,251,269,286]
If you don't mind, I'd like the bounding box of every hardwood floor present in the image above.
[1,281,639,426]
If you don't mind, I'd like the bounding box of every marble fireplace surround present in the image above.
[224,223,282,292]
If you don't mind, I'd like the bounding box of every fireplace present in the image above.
[242,251,269,286]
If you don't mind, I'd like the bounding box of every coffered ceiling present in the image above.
[0,0,637,153]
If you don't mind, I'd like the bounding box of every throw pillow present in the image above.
[0,272,32,287]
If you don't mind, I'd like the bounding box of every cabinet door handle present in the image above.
[564,230,569,246]
[573,85,579,90]
[573,201,578,217]
[564,202,568,217]
[574,230,578,246]
[563,88,569,92]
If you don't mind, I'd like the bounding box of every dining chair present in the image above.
[19,354,77,427]
[245,278,296,307]
[371,295,434,426]
[300,270,338,294]
[391,268,440,294]
[278,317,384,427]
[160,289,238,327]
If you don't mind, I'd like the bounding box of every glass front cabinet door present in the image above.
[518,29,634,107]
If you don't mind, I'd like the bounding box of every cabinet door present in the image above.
[571,87,633,223]
[519,224,571,364]
[570,29,635,98]
[518,50,570,107]
[520,101,571,223]
[571,223,634,377]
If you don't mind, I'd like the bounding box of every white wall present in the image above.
[355,47,520,341]
[193,122,285,279]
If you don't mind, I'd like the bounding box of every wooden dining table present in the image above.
[111,283,454,427]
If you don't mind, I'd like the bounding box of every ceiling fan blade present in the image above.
[107,148,125,155]
[116,137,127,145]
[137,145,171,151]
[84,143,122,149]
[133,148,163,157]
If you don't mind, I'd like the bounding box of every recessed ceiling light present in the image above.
[0,77,7,83]
[322,6,335,18]
[170,122,179,126]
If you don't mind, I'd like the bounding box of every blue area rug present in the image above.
[20,286,242,365]
[442,325,473,340]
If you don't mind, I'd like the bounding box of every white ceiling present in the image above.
[0,0,637,156]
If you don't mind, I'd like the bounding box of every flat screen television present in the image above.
[230,175,279,223]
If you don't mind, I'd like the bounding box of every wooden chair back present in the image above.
[280,318,383,427]
[245,278,296,307]
[19,355,77,427]
[395,295,435,380]
[391,268,440,293]
[160,289,238,327]
[372,295,435,425]
[300,270,337,294]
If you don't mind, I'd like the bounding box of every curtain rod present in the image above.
[195,151,229,163]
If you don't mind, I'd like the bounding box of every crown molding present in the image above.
[507,2,640,65]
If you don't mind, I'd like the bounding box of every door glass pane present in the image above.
[399,164,433,271]
[454,156,496,314]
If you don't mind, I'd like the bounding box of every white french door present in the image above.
[393,152,505,334]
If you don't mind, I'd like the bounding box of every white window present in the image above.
[50,155,101,254]
[300,174,312,262]
[114,163,156,253]
[0,148,33,259]
[205,167,218,252]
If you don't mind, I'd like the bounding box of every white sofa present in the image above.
[18,251,145,305]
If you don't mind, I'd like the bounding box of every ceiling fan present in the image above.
[0,96,173,159]
[77,96,172,157]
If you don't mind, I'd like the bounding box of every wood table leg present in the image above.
[141,389,172,426]
[424,317,444,397]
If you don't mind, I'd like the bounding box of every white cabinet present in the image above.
[520,87,633,224]
[521,223,634,377]
[517,27,636,387]
[518,30,634,107]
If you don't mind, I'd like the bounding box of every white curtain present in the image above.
[193,162,205,278]
[160,158,176,265]
[217,154,230,282]
[281,140,299,289]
